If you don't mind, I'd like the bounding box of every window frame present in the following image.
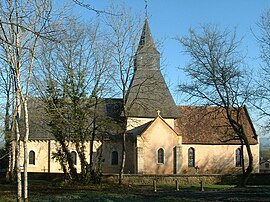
[235,148,242,167]
[111,150,118,165]
[188,147,195,167]
[157,148,165,164]
[71,151,77,165]
[29,150,35,165]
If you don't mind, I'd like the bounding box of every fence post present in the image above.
[200,180,204,191]
[153,180,157,192]
[175,180,179,191]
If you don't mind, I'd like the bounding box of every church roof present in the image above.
[26,98,258,146]
[26,98,54,140]
[137,19,158,54]
[125,19,180,118]
[27,98,124,140]
[138,113,179,137]
[175,106,258,145]
[125,69,180,118]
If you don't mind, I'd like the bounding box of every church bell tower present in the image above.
[125,19,180,119]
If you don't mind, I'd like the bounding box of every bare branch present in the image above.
[72,0,121,16]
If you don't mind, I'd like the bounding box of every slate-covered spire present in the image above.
[125,19,181,118]
[135,19,160,71]
[137,19,157,52]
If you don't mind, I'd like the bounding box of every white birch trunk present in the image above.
[15,90,22,202]
[23,98,29,202]
[1,0,51,201]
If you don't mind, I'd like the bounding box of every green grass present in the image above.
[1,180,270,202]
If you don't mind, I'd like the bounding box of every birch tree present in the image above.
[0,0,54,201]
[0,50,14,181]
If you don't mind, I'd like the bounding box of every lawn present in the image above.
[1,180,270,202]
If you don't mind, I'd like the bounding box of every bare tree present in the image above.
[255,10,270,132]
[103,4,142,184]
[34,17,113,182]
[0,51,14,181]
[176,25,254,187]
[0,0,54,201]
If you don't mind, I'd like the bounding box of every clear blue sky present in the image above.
[71,0,270,105]
[69,0,270,138]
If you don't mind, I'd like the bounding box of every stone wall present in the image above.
[102,173,270,185]
[102,174,237,185]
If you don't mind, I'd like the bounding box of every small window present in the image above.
[235,148,242,167]
[140,35,145,45]
[157,148,164,164]
[71,151,77,165]
[266,163,269,168]
[111,151,118,165]
[29,150,35,165]
[188,147,195,167]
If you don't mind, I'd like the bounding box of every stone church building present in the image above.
[17,19,259,175]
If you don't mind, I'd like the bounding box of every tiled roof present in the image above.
[27,98,124,140]
[175,106,258,145]
[27,99,258,146]
[28,98,54,140]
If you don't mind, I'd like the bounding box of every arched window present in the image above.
[188,147,195,167]
[29,150,35,165]
[71,151,77,165]
[235,148,242,167]
[157,148,164,164]
[111,151,118,165]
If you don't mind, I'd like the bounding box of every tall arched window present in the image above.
[29,150,35,165]
[188,147,195,167]
[71,151,77,165]
[111,151,118,165]
[235,148,242,167]
[157,148,164,164]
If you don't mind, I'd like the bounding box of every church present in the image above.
[16,19,259,175]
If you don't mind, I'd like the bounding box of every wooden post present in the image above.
[48,140,51,173]
[175,180,179,191]
[153,180,157,192]
[200,180,204,191]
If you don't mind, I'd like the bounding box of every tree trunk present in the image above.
[89,98,98,181]
[238,135,253,187]
[76,142,87,180]
[15,114,22,202]
[23,99,29,202]
[89,136,95,174]
[5,93,13,182]
[60,141,78,180]
[119,132,126,185]
[227,113,254,188]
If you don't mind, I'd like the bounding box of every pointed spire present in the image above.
[137,19,156,52]
[126,16,180,118]
[134,18,160,71]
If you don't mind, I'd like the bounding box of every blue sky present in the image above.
[72,0,270,105]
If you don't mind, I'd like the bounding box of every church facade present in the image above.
[16,19,259,175]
